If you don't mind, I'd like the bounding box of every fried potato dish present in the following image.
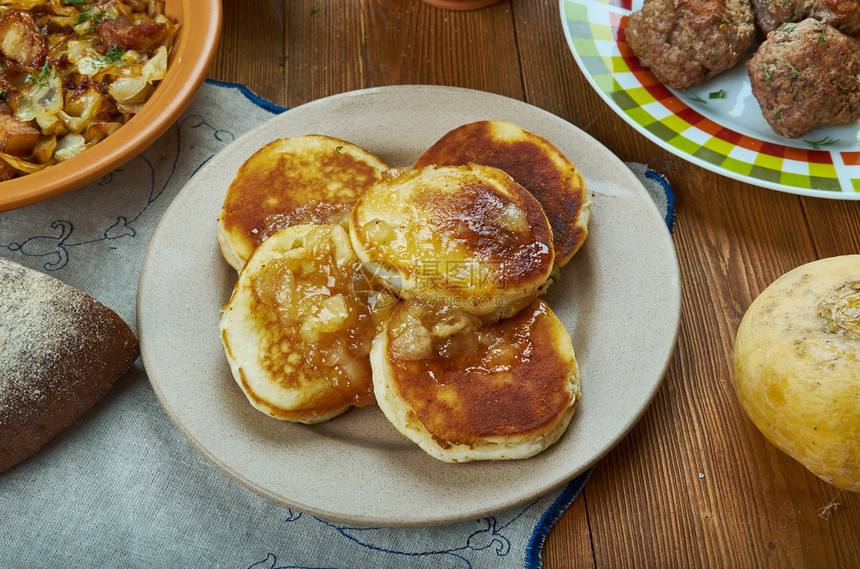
[0,0,178,180]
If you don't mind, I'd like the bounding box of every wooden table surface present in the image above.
[209,1,860,566]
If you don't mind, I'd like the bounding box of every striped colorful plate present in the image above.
[560,0,860,199]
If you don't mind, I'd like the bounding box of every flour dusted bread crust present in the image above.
[0,257,139,473]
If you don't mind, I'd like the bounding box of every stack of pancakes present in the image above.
[217,121,591,462]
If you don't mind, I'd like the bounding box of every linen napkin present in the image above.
[0,80,674,568]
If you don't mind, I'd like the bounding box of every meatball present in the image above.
[747,18,860,138]
[625,0,756,90]
[750,0,860,35]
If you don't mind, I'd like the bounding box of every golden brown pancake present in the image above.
[371,297,581,462]
[218,135,389,270]
[349,163,555,322]
[220,224,379,424]
[414,120,591,267]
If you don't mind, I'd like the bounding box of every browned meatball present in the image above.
[747,18,860,138]
[625,0,756,90]
[750,0,860,35]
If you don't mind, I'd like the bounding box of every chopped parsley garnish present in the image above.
[781,62,801,79]
[93,45,127,65]
[76,10,116,27]
[761,65,773,86]
[804,135,839,150]
[815,22,826,44]
[28,61,53,87]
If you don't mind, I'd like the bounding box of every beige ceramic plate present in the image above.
[0,0,222,212]
[137,85,681,527]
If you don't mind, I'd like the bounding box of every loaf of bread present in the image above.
[0,257,139,473]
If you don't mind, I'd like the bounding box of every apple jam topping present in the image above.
[387,297,523,369]
[251,225,376,385]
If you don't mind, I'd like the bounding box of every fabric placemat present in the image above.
[0,80,674,568]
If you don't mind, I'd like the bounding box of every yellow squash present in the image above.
[733,255,860,492]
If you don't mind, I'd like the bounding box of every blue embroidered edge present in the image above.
[645,168,676,233]
[204,78,288,114]
[524,468,593,569]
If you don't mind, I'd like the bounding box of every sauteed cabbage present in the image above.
[0,0,177,180]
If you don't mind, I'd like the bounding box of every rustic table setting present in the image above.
[202,0,860,567]
[1,0,859,567]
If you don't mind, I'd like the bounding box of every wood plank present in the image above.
[284,0,522,106]
[209,0,286,104]
[541,487,596,568]
[575,163,860,567]
[802,197,860,258]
